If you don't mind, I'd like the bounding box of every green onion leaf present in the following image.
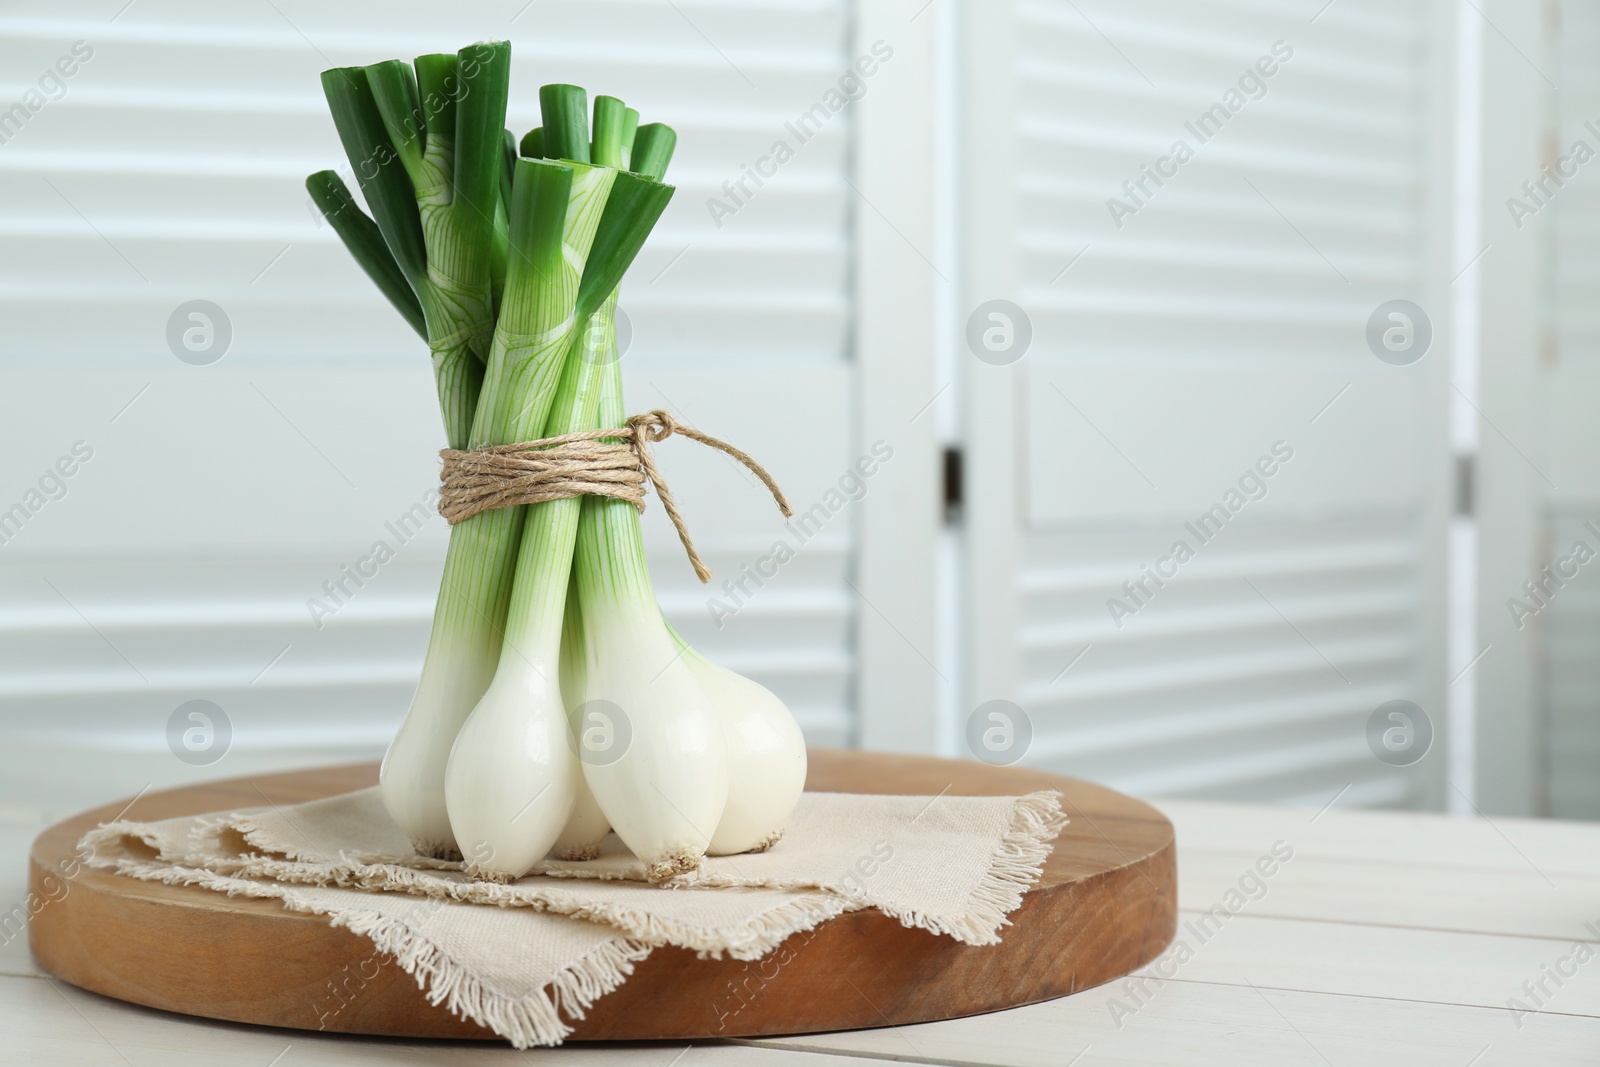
[619,107,640,170]
[365,60,425,182]
[306,169,426,339]
[577,172,675,320]
[630,123,676,181]
[505,158,575,300]
[539,83,591,164]
[453,41,511,233]
[319,66,426,285]
[499,128,517,203]
[591,95,628,169]
[491,128,516,305]
[413,53,459,153]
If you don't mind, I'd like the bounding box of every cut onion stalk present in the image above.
[569,320,725,883]
[444,243,612,880]
[385,132,607,858]
[446,94,677,879]
[545,114,727,882]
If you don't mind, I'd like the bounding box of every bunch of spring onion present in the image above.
[308,41,806,883]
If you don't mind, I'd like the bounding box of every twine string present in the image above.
[437,409,793,583]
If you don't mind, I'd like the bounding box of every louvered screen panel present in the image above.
[0,0,857,800]
[1021,517,1424,805]
[1541,508,1600,817]
[1543,1,1600,818]
[1553,0,1600,374]
[999,0,1441,805]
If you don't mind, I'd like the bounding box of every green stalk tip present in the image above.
[306,170,427,339]
[591,95,628,169]
[453,41,512,229]
[413,53,460,150]
[619,107,640,170]
[508,157,575,282]
[319,65,427,283]
[499,128,517,203]
[539,84,591,164]
[630,123,676,181]
[577,172,675,319]
[493,127,516,306]
[365,60,424,178]
[520,126,545,159]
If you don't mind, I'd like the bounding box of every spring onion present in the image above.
[447,123,677,881]
[443,174,612,877]
[366,75,612,858]
[572,341,728,881]
[308,41,806,880]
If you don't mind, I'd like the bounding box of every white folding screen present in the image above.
[1,0,1489,815]
[1530,0,1600,818]
[0,1,874,807]
[960,0,1454,806]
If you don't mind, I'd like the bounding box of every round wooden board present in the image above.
[29,749,1176,1042]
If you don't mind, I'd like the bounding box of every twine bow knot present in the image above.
[437,409,792,583]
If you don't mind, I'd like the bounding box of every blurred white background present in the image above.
[0,0,1590,823]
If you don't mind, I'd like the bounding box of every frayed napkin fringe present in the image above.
[91,826,852,962]
[871,790,1068,946]
[76,788,1070,1048]
[74,850,649,1049]
[334,905,650,1049]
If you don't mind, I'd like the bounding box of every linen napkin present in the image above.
[81,788,1066,1047]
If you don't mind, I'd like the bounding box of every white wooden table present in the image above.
[4,792,1599,1065]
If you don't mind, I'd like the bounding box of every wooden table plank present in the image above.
[1176,848,1600,941]
[1159,799,1600,879]
[0,974,871,1066]
[0,817,47,978]
[749,978,1600,1066]
[1134,913,1600,1016]
[754,799,1600,1063]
